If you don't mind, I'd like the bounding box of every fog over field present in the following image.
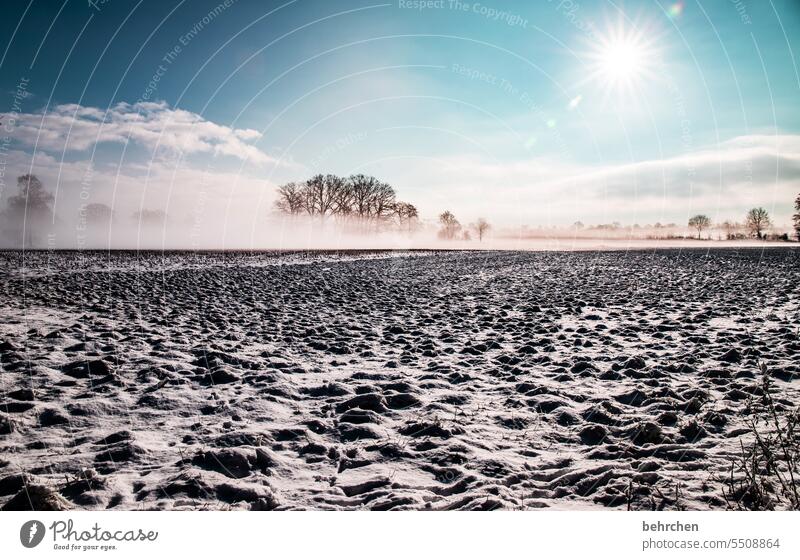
[1,218,795,251]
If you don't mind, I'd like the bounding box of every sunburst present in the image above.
[579,19,662,103]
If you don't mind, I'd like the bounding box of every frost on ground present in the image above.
[0,249,798,510]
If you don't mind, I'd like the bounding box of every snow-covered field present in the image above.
[1,249,798,510]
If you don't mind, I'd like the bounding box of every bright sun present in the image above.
[599,39,645,84]
[584,23,659,99]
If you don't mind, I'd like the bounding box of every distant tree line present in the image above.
[570,202,796,242]
[573,221,680,231]
[687,207,775,240]
[274,174,419,231]
[437,210,491,241]
[566,200,800,243]
[0,174,172,247]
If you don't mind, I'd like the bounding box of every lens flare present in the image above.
[668,2,684,19]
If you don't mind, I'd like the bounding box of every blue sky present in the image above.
[1,0,799,231]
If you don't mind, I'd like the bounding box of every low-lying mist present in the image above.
[1,175,795,251]
[1,215,794,251]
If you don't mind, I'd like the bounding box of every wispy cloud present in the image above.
[547,134,800,199]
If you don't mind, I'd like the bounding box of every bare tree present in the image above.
[2,174,55,246]
[438,210,461,240]
[371,181,396,223]
[746,207,771,239]
[393,202,419,231]
[303,174,333,216]
[326,174,352,217]
[348,174,380,219]
[793,194,800,242]
[472,218,491,241]
[303,175,370,218]
[274,182,305,215]
[688,214,711,239]
[343,175,397,226]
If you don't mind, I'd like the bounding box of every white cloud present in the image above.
[3,101,275,165]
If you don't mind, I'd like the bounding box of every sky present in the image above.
[1,0,799,245]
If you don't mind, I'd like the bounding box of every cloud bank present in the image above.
[393,133,800,226]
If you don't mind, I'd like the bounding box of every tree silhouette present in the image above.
[2,175,55,246]
[720,220,740,240]
[274,174,413,231]
[84,203,114,227]
[745,207,771,239]
[6,175,54,219]
[274,182,304,215]
[371,181,396,223]
[438,210,461,240]
[793,194,800,242]
[473,218,491,241]
[688,214,711,239]
[393,202,419,232]
[304,174,334,216]
[347,174,379,219]
[132,209,167,226]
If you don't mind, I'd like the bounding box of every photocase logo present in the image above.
[20,520,46,548]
